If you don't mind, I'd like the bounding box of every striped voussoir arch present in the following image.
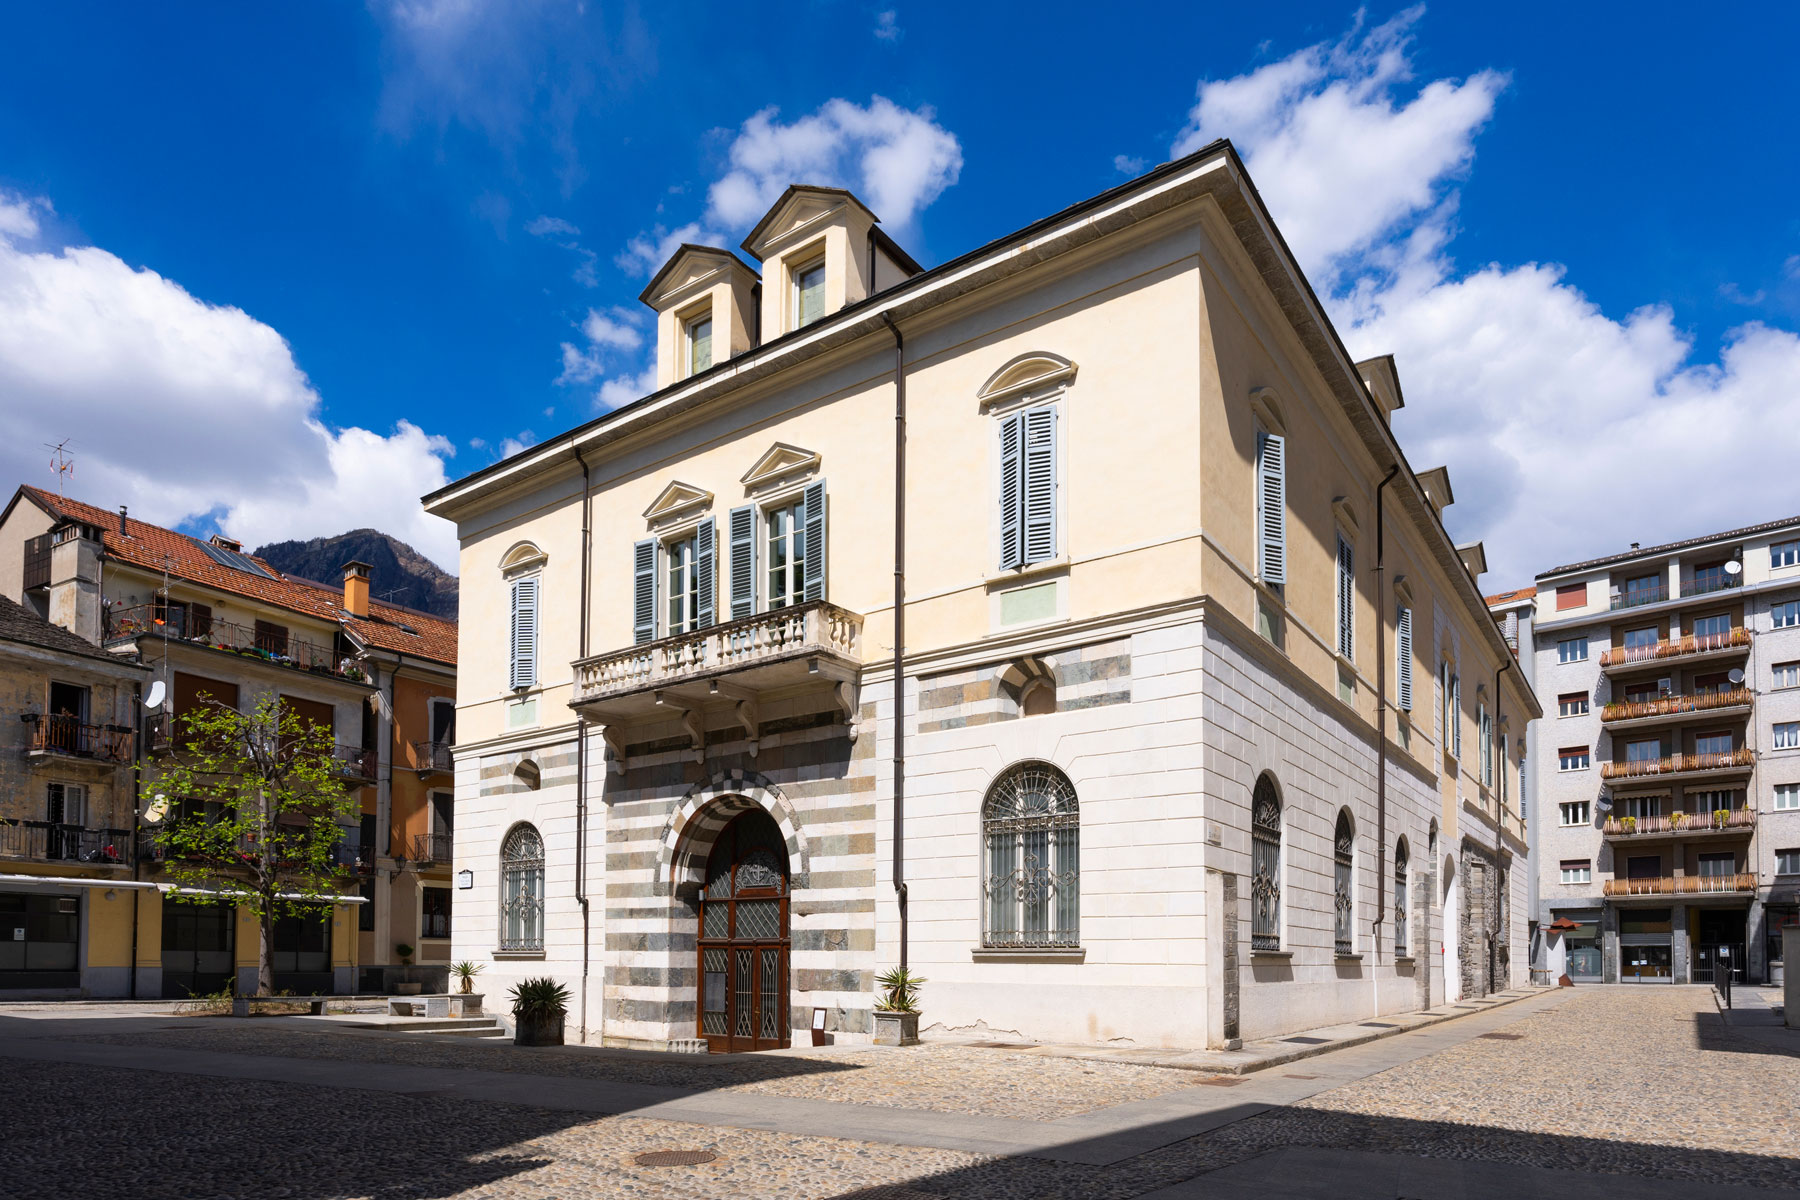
[658,768,810,894]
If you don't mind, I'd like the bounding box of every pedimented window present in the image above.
[644,480,715,526]
[740,442,821,493]
[977,352,1077,410]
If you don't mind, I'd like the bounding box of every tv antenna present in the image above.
[44,439,74,497]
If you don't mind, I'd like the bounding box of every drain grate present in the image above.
[634,1150,718,1167]
[1479,1032,1524,1041]
[1282,1036,1330,1044]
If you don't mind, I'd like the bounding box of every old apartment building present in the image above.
[424,144,1535,1051]
[1521,517,1800,986]
[0,488,457,997]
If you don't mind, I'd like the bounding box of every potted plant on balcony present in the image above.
[511,977,570,1046]
[1620,815,1637,834]
[1713,807,1732,829]
[872,966,926,1046]
[1668,811,1686,830]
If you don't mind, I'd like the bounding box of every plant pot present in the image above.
[396,982,423,995]
[514,1011,566,1046]
[872,1010,920,1047]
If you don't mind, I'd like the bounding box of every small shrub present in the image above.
[875,966,926,1013]
[510,977,571,1018]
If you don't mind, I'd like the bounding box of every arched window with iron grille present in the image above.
[1334,809,1356,956]
[1251,774,1282,951]
[499,823,545,951]
[1394,837,1410,957]
[982,762,1079,948]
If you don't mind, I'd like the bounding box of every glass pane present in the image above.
[702,948,727,1035]
[690,319,712,374]
[735,899,781,941]
[734,950,752,1037]
[703,901,729,939]
[760,947,781,1040]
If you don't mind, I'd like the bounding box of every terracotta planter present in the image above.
[514,1011,566,1046]
[872,1010,920,1046]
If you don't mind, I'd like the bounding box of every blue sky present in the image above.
[2,3,1797,580]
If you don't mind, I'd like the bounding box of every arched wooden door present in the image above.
[696,809,790,1052]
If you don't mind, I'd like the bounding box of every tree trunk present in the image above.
[258,907,275,997]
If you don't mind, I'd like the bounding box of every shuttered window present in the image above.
[508,577,539,690]
[766,499,806,610]
[1451,672,1462,758]
[632,540,656,645]
[694,517,716,629]
[998,408,1057,570]
[1335,534,1355,660]
[1255,430,1287,585]
[801,480,827,603]
[1396,606,1413,711]
[1555,582,1587,611]
[728,505,757,620]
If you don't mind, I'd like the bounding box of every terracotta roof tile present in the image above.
[0,592,148,668]
[20,487,457,666]
[1485,586,1536,606]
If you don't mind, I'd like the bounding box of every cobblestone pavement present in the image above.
[60,1025,1197,1121]
[4,987,1797,1198]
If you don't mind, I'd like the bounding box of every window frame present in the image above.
[791,255,827,330]
[1560,860,1593,885]
[1558,636,1589,664]
[1558,692,1590,718]
[420,884,452,941]
[1776,783,1800,812]
[1776,848,1800,876]
[1559,800,1592,826]
[684,309,714,378]
[1332,810,1356,957]
[762,495,808,612]
[980,761,1080,950]
[663,530,702,637]
[498,822,546,953]
[1773,662,1800,691]
[1250,774,1282,952]
[1776,722,1800,751]
[1775,600,1800,629]
[1773,540,1800,569]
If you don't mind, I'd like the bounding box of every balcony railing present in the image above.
[1599,627,1752,669]
[1683,571,1743,599]
[332,744,377,782]
[1603,872,1756,897]
[411,740,453,773]
[410,833,453,864]
[1599,748,1755,780]
[1600,687,1753,724]
[1612,580,1670,610]
[103,604,367,682]
[573,601,864,705]
[21,714,134,764]
[1602,808,1756,838]
[0,821,131,864]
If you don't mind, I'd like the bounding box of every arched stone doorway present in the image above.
[697,808,791,1052]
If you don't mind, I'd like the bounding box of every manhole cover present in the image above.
[1282,1036,1330,1044]
[634,1150,718,1167]
[1479,1032,1524,1041]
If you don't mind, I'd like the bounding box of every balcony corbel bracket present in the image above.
[655,692,706,764]
[601,725,627,776]
[835,679,860,743]
[734,698,760,758]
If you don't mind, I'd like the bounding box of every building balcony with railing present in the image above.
[571,601,864,760]
[332,744,377,782]
[1602,871,1756,898]
[1599,687,1753,730]
[0,820,131,866]
[103,604,367,683]
[1599,747,1755,782]
[1602,807,1755,840]
[1599,627,1752,672]
[410,739,453,774]
[1607,570,1743,612]
[20,713,134,765]
[409,832,453,864]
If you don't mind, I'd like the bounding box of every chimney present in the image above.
[342,560,372,618]
[118,506,128,536]
[209,534,242,553]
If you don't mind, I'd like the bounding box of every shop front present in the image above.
[1619,907,1673,982]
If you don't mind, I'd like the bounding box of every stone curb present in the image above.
[1036,986,1556,1075]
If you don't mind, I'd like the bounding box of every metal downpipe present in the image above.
[882,314,908,970]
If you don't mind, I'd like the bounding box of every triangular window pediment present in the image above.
[643,480,715,522]
[977,352,1078,408]
[740,442,821,490]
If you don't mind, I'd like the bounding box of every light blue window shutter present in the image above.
[1397,607,1413,711]
[728,504,756,620]
[1255,431,1287,585]
[1022,406,1057,564]
[632,539,656,645]
[695,517,717,629]
[508,577,538,689]
[802,479,827,603]
[998,413,1023,569]
[1452,673,1462,758]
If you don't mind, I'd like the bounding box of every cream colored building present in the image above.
[424,147,1535,1051]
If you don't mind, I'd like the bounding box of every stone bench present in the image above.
[386,993,483,1018]
[230,995,336,1017]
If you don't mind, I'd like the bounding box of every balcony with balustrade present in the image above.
[1600,747,1755,783]
[1601,806,1755,842]
[1602,872,1755,899]
[20,713,134,767]
[1599,627,1751,674]
[0,820,132,867]
[570,601,864,765]
[410,739,453,775]
[1599,687,1753,732]
[103,604,369,684]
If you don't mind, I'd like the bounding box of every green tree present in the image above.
[150,695,361,996]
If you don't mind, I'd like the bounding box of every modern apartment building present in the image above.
[423,145,1535,1051]
[1519,517,1800,986]
[0,487,457,997]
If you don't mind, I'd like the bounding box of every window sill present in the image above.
[984,556,1071,589]
[1250,949,1293,960]
[494,950,545,961]
[1335,953,1364,963]
[1395,955,1415,964]
[971,946,1085,962]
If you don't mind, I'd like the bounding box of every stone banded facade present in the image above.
[917,638,1132,733]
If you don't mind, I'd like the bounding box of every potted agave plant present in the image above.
[511,977,570,1046]
[872,966,925,1047]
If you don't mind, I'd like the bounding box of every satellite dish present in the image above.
[144,680,165,710]
[1595,793,1612,813]
[143,794,169,824]
[1725,560,1742,576]
[1728,668,1746,685]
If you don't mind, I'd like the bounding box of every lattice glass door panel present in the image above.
[733,949,754,1039]
[760,948,782,1040]
[701,949,728,1036]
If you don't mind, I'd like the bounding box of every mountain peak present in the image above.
[252,530,458,621]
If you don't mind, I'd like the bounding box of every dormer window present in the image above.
[794,260,826,328]
[686,313,713,376]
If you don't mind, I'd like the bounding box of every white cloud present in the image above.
[556,306,646,386]
[498,430,538,458]
[1176,13,1800,587]
[597,363,657,412]
[581,309,643,349]
[873,10,902,42]
[0,190,460,572]
[525,215,580,237]
[614,221,711,277]
[0,194,46,241]
[1113,154,1146,175]
[1175,7,1504,289]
